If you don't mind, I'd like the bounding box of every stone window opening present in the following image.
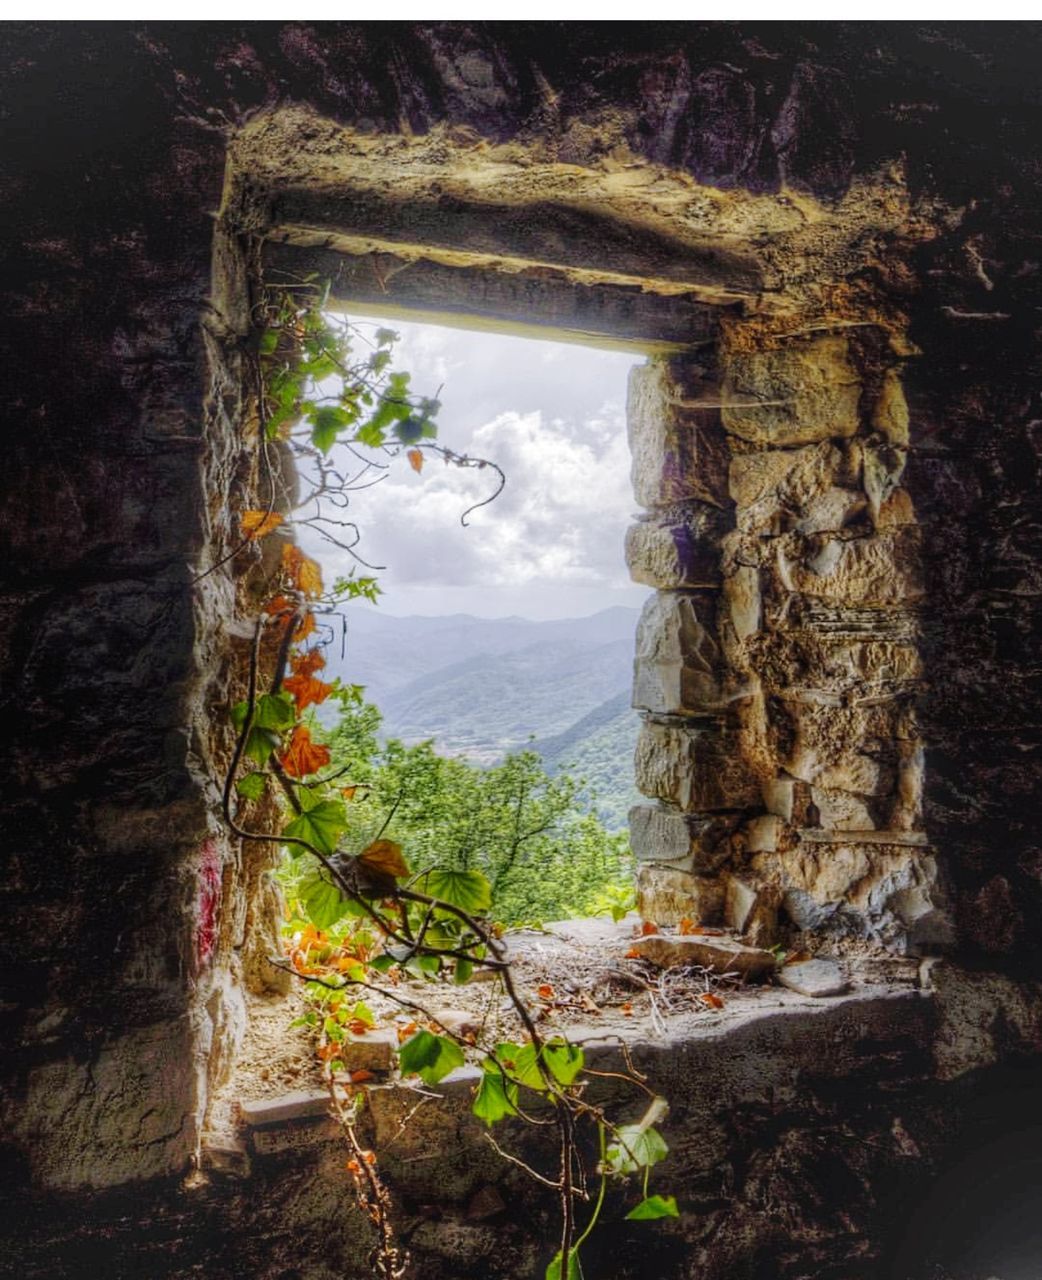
[198,105,954,1171]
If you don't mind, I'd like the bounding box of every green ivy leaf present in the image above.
[453,957,473,985]
[298,865,350,930]
[230,693,295,734]
[282,799,348,857]
[423,869,492,916]
[355,421,386,448]
[258,328,279,355]
[604,1125,669,1176]
[625,1195,679,1221]
[235,773,267,802]
[472,1071,519,1126]
[488,1043,545,1091]
[398,1029,464,1085]
[545,1250,582,1280]
[244,727,281,767]
[543,1040,584,1087]
[309,405,352,453]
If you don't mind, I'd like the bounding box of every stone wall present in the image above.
[628,326,950,954]
[1,19,1041,1276]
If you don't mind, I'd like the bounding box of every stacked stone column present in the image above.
[627,327,952,954]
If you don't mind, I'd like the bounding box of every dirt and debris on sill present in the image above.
[206,914,924,1150]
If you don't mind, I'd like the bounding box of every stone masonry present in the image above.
[2,20,1042,1280]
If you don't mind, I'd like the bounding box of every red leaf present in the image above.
[291,649,327,677]
[283,672,334,710]
[279,726,331,778]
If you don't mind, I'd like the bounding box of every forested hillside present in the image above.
[328,607,642,827]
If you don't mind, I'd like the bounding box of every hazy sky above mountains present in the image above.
[297,313,652,620]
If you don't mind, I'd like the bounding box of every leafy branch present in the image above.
[218,272,675,1278]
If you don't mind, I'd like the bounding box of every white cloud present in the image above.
[296,316,642,616]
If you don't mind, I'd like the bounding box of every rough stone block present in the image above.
[635,718,761,812]
[632,591,727,714]
[251,1118,341,1156]
[722,335,861,446]
[635,864,724,925]
[778,959,849,998]
[627,360,731,509]
[765,843,952,951]
[871,368,910,446]
[777,526,924,605]
[238,1088,330,1127]
[724,876,758,934]
[725,564,761,640]
[628,802,739,873]
[625,504,729,589]
[631,931,776,979]
[729,440,844,533]
[768,696,915,788]
[724,875,780,946]
[757,631,921,700]
[341,1028,398,1074]
[810,786,876,831]
[744,814,783,852]
[200,1139,252,1178]
[762,778,794,821]
[792,486,867,535]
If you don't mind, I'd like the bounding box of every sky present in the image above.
[295,313,652,621]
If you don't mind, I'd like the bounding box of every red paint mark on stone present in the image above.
[197,838,222,967]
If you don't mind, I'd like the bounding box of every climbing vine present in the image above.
[220,271,675,1279]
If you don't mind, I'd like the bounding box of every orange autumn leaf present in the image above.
[350,1069,376,1084]
[624,946,642,959]
[283,672,334,711]
[678,917,695,936]
[295,611,316,640]
[264,594,293,616]
[358,838,409,880]
[282,544,324,598]
[342,785,358,801]
[640,920,659,936]
[397,1022,418,1043]
[291,649,327,677]
[279,725,331,778]
[241,509,284,540]
[699,992,725,1010]
[537,983,556,1001]
[316,1043,338,1061]
[407,447,424,473]
[347,1019,372,1036]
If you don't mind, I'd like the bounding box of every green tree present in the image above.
[320,695,633,926]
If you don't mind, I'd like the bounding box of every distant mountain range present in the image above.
[328,607,642,829]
